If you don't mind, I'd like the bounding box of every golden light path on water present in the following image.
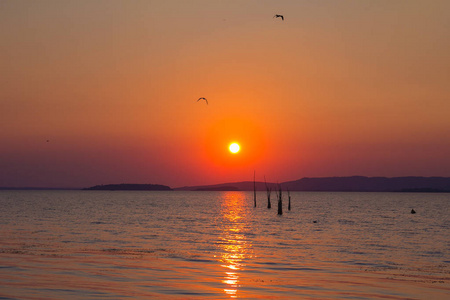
[216,192,253,298]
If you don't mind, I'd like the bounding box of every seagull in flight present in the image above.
[274,14,284,21]
[197,97,208,105]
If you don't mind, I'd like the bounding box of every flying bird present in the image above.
[197,97,208,105]
[274,14,284,21]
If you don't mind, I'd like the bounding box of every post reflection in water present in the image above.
[215,192,253,298]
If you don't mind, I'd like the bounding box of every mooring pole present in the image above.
[253,170,256,207]
[277,184,283,215]
[288,189,291,211]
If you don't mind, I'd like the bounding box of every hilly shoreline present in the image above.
[175,176,450,192]
[2,176,449,192]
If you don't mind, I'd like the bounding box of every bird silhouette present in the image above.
[197,97,208,105]
[274,14,284,21]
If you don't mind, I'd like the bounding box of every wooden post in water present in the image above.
[277,184,283,215]
[264,176,271,209]
[287,188,291,211]
[253,170,256,207]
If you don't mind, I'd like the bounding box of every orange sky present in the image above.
[1,1,449,188]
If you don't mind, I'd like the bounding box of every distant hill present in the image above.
[175,181,270,191]
[176,176,450,192]
[282,176,450,192]
[194,186,241,191]
[84,184,172,191]
[6,177,449,192]
[0,187,75,190]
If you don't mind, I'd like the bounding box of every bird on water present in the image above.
[274,14,284,20]
[197,97,208,105]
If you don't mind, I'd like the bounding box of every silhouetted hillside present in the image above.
[175,181,273,191]
[0,187,75,190]
[84,184,172,191]
[283,176,450,192]
[176,176,450,192]
[194,186,240,191]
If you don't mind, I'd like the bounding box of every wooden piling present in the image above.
[253,170,256,207]
[264,176,271,209]
[288,188,291,211]
[277,184,282,215]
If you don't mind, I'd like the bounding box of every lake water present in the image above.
[0,190,448,299]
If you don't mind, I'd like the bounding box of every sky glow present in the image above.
[1,0,449,188]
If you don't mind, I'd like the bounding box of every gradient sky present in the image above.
[1,0,449,188]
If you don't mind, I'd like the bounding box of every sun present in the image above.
[229,142,240,154]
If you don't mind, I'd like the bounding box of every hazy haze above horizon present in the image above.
[1,0,449,188]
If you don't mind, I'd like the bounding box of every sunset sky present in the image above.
[1,0,449,188]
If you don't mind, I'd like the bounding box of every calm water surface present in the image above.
[0,191,449,299]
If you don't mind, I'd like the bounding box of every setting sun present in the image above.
[229,143,240,154]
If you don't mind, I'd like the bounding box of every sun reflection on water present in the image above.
[216,192,253,298]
